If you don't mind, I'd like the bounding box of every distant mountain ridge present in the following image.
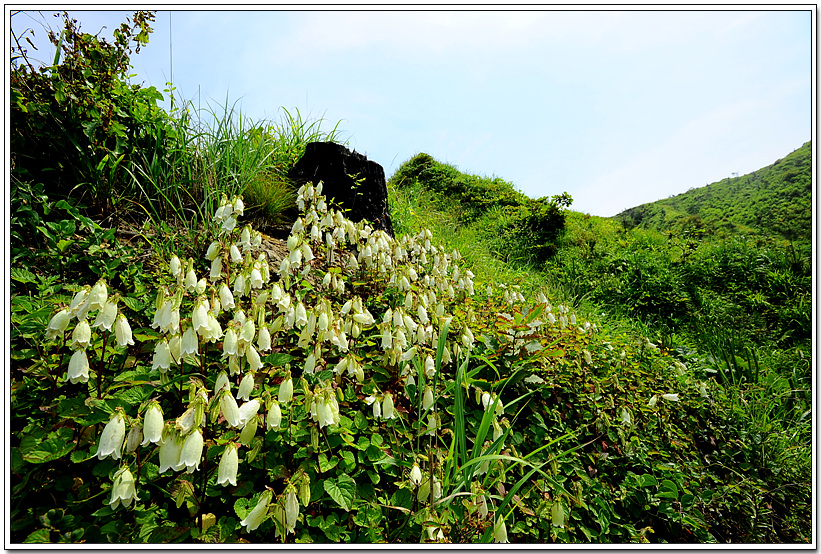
[614,142,812,247]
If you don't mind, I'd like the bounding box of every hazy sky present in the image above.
[11,8,812,216]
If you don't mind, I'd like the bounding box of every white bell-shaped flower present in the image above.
[114,314,134,348]
[237,372,255,401]
[141,402,164,446]
[220,390,242,428]
[238,398,261,427]
[68,287,90,318]
[70,319,92,350]
[46,308,71,341]
[87,279,108,312]
[158,428,183,473]
[151,339,172,371]
[179,429,204,473]
[241,490,271,532]
[97,410,126,460]
[180,326,198,357]
[279,376,293,403]
[284,487,299,534]
[238,414,258,446]
[217,443,239,487]
[109,466,138,509]
[67,348,90,384]
[409,463,423,487]
[266,400,282,430]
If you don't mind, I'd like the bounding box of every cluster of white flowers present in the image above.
[45,278,134,385]
[47,182,563,538]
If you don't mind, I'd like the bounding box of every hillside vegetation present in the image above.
[9,11,812,545]
[616,142,812,255]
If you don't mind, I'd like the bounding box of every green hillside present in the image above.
[8,12,812,546]
[615,142,812,254]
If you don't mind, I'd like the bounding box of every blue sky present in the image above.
[12,8,812,216]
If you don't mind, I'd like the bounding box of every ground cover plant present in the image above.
[9,10,812,545]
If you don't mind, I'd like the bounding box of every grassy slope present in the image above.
[614,141,812,252]
[387,152,812,543]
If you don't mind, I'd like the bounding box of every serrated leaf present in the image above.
[324,474,356,512]
[10,267,37,284]
[24,528,51,543]
[20,427,74,464]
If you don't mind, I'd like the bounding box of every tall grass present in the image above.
[124,96,346,233]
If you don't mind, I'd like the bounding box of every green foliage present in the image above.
[390,153,572,263]
[616,142,812,255]
[10,11,170,214]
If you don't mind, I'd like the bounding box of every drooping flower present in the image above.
[238,398,261,427]
[109,466,138,509]
[240,490,271,532]
[217,443,239,487]
[382,393,396,420]
[210,256,223,280]
[67,349,90,384]
[70,319,92,350]
[87,279,108,312]
[409,463,423,487]
[170,254,182,277]
[662,393,680,402]
[179,429,204,473]
[97,410,127,460]
[114,314,135,348]
[223,328,238,357]
[158,428,183,473]
[192,300,210,335]
[180,326,198,357]
[266,400,282,430]
[68,287,90,318]
[219,283,235,310]
[279,376,293,404]
[220,390,242,428]
[93,298,118,332]
[422,387,435,412]
[238,414,258,446]
[141,402,164,446]
[125,422,143,454]
[184,267,198,292]
[246,345,262,372]
[257,326,271,352]
[45,308,71,341]
[493,517,509,543]
[284,487,299,534]
[152,339,172,371]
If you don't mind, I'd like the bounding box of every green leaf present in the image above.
[639,474,658,488]
[120,296,145,312]
[656,479,679,500]
[318,453,338,473]
[10,267,37,284]
[19,427,74,464]
[354,411,368,431]
[24,528,51,543]
[324,474,356,512]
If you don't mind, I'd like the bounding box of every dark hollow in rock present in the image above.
[288,142,395,237]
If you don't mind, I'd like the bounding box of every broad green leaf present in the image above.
[324,474,356,512]
[318,453,338,473]
[10,267,37,284]
[24,528,51,543]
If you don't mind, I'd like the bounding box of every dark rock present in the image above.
[288,142,394,237]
